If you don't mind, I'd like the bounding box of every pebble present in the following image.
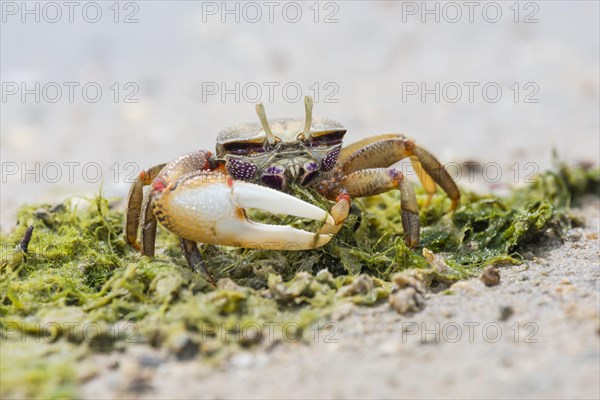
[169,334,199,361]
[388,287,425,314]
[499,305,514,321]
[338,274,374,297]
[586,232,599,240]
[566,229,583,242]
[480,265,501,287]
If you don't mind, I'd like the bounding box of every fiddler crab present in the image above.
[126,97,460,283]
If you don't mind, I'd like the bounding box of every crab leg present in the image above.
[319,192,351,235]
[140,195,158,256]
[151,172,334,250]
[180,238,214,284]
[411,144,460,210]
[342,167,420,247]
[125,163,167,250]
[410,156,437,208]
[339,133,460,210]
[126,151,218,256]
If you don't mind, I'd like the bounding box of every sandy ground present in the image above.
[79,196,600,400]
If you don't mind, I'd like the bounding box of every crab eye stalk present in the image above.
[302,95,314,139]
[255,102,277,145]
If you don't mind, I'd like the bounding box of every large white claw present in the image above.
[153,173,334,250]
[234,182,335,226]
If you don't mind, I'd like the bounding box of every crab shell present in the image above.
[216,117,346,148]
[215,117,347,190]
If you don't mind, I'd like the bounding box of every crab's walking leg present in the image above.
[319,192,351,235]
[125,163,166,250]
[127,151,217,256]
[140,194,158,256]
[342,168,420,247]
[180,238,215,285]
[410,156,437,208]
[411,144,460,211]
[339,134,460,210]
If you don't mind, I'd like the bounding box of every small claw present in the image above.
[152,173,333,250]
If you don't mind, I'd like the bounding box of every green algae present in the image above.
[0,162,598,398]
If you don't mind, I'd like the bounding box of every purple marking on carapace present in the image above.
[226,158,257,181]
[321,147,341,171]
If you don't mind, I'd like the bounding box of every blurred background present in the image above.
[1,0,598,230]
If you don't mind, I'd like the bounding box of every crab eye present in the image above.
[307,131,345,147]
[223,141,266,155]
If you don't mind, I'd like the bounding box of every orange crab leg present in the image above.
[341,168,420,247]
[125,163,166,251]
[319,192,351,235]
[339,133,460,211]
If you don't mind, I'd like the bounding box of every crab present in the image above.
[125,97,460,283]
